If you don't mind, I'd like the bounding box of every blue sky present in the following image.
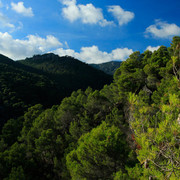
[0,0,180,63]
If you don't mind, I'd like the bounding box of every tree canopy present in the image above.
[0,37,180,179]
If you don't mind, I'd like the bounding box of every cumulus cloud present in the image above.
[146,45,160,52]
[108,5,134,26]
[0,32,62,59]
[145,20,180,38]
[53,46,133,64]
[60,0,114,26]
[11,2,34,17]
[78,4,104,24]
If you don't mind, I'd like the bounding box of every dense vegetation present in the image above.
[0,54,112,130]
[19,53,112,90]
[0,37,180,179]
[90,61,122,75]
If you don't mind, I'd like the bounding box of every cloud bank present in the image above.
[53,46,133,64]
[0,32,62,59]
[0,32,133,63]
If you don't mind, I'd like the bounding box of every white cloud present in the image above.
[53,48,77,57]
[99,19,115,27]
[78,4,103,24]
[61,0,79,22]
[60,0,114,26]
[11,2,34,17]
[145,20,180,38]
[111,48,133,60]
[0,12,15,28]
[0,31,133,63]
[53,46,133,64]
[0,32,62,59]
[108,5,134,26]
[146,45,160,52]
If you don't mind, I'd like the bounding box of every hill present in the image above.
[19,53,112,89]
[0,53,112,129]
[90,61,122,75]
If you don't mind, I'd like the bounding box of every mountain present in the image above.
[0,53,112,129]
[90,61,122,75]
[18,53,113,96]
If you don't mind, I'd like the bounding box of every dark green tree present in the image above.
[66,122,130,180]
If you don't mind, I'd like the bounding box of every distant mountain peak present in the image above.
[90,61,122,75]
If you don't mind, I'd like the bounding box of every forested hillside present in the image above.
[90,61,122,75]
[0,37,179,179]
[0,54,112,130]
[19,53,112,87]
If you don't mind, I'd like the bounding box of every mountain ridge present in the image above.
[0,53,112,129]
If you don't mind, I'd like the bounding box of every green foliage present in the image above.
[6,166,25,180]
[0,37,180,179]
[66,122,130,180]
[113,169,129,180]
[0,53,112,130]
[20,104,43,141]
[1,117,23,146]
[128,93,180,179]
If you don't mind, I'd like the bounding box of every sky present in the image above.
[0,0,180,64]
